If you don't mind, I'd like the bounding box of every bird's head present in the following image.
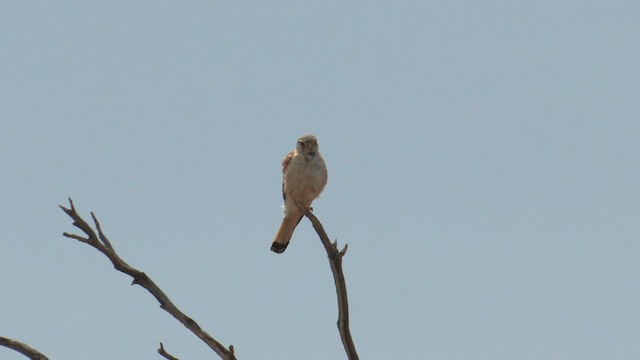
[296,134,319,157]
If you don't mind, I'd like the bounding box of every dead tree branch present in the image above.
[158,342,179,360]
[59,198,236,360]
[304,211,359,360]
[0,336,49,360]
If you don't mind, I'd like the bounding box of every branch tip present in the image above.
[158,342,179,360]
[338,243,349,257]
[63,232,90,243]
[91,211,115,251]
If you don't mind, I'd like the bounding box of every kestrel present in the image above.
[271,134,328,253]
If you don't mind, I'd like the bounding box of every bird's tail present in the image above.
[271,213,303,253]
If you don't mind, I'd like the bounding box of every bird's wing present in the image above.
[281,150,295,200]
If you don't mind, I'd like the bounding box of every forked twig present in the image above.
[304,211,359,360]
[60,198,237,360]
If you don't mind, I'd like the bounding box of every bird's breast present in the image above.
[284,155,327,201]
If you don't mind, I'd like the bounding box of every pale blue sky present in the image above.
[2,1,639,359]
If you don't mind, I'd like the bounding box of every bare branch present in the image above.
[304,211,359,360]
[60,199,237,360]
[158,342,179,360]
[0,336,49,360]
[91,211,115,252]
[61,232,91,245]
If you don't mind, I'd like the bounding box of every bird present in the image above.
[271,134,328,253]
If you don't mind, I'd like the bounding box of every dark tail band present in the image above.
[270,241,289,254]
